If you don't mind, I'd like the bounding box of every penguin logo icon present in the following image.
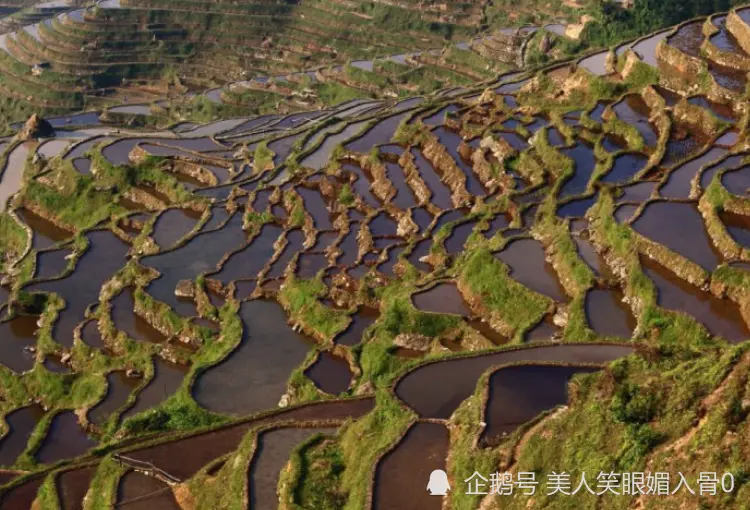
[427,469,451,496]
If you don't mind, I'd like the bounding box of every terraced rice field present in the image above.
[2,2,750,508]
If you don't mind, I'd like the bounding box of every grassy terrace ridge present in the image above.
[4,1,750,509]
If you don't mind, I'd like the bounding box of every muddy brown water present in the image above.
[444,221,476,254]
[0,477,41,509]
[34,248,72,280]
[722,166,750,196]
[641,257,749,342]
[110,288,169,344]
[602,153,648,184]
[559,142,597,198]
[0,315,39,373]
[305,352,352,394]
[373,422,448,510]
[585,288,636,338]
[720,210,750,249]
[17,208,72,250]
[335,307,379,346]
[120,358,188,421]
[57,467,95,510]
[468,319,509,345]
[345,111,411,153]
[495,239,567,301]
[481,365,599,444]
[266,229,304,279]
[87,371,141,426]
[632,202,720,271]
[298,187,333,230]
[116,470,180,510]
[122,399,373,481]
[26,231,129,348]
[385,162,417,209]
[412,283,471,317]
[142,214,247,309]
[410,148,453,210]
[396,344,632,418]
[0,405,45,466]
[433,127,486,196]
[194,300,315,415]
[0,472,15,487]
[152,208,200,249]
[35,411,96,464]
[248,427,338,510]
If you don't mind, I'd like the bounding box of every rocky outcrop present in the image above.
[393,333,433,351]
[17,114,53,141]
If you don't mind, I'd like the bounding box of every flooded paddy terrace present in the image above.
[4,23,750,506]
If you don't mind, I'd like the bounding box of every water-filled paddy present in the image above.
[396,344,632,418]
[27,230,129,347]
[194,300,315,415]
[495,239,567,301]
[305,352,352,394]
[373,422,448,510]
[642,257,749,342]
[481,365,598,444]
[412,283,471,317]
[632,202,720,271]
